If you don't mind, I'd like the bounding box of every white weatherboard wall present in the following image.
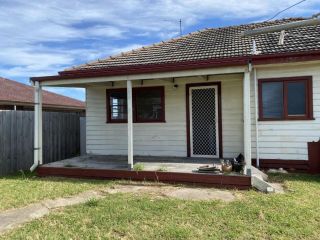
[86,74,244,158]
[251,62,320,161]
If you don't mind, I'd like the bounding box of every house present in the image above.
[31,18,320,186]
[0,77,85,113]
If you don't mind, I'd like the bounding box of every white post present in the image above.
[127,80,133,169]
[38,84,43,165]
[253,68,260,167]
[243,70,252,175]
[30,81,41,171]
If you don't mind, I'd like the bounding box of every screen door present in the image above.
[189,86,219,157]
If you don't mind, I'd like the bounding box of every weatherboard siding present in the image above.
[86,74,244,158]
[251,62,320,161]
[86,62,319,161]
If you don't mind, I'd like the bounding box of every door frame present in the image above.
[186,82,222,158]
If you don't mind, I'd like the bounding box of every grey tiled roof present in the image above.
[66,18,320,72]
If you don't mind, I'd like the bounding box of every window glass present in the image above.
[287,82,306,116]
[262,82,283,118]
[136,89,163,121]
[109,91,127,120]
[107,87,164,123]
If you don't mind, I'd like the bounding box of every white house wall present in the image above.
[86,74,244,158]
[251,62,320,161]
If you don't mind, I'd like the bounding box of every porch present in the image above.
[32,65,255,189]
[37,155,251,189]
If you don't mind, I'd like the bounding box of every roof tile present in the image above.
[0,77,85,108]
[61,18,320,73]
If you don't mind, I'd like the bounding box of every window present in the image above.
[259,76,313,120]
[106,86,165,123]
[135,88,164,122]
[261,82,283,118]
[108,90,127,122]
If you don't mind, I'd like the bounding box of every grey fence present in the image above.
[0,111,81,176]
[80,117,86,156]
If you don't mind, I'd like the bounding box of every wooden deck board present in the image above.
[36,166,251,190]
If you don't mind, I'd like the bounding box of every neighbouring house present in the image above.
[0,77,85,113]
[31,18,320,186]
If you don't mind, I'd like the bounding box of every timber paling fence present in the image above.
[0,111,81,176]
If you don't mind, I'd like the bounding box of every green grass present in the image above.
[156,165,168,172]
[84,198,99,207]
[1,173,320,240]
[0,171,110,212]
[133,162,145,171]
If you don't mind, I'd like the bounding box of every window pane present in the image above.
[109,91,127,120]
[287,82,306,115]
[262,82,283,118]
[136,89,163,121]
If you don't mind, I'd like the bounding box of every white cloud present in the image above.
[2,0,317,47]
[0,0,319,100]
[86,26,125,38]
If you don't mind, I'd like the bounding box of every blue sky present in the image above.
[0,0,319,101]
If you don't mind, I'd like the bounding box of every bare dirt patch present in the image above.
[104,183,236,202]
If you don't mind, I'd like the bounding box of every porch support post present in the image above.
[38,83,43,165]
[243,69,252,175]
[30,81,43,171]
[127,80,133,169]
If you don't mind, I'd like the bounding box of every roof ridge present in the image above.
[0,77,84,104]
[0,76,34,89]
[225,17,305,29]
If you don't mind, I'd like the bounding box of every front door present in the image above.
[189,86,219,158]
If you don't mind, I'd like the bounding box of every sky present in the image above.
[0,0,319,101]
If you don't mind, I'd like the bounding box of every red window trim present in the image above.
[258,76,313,121]
[106,86,165,123]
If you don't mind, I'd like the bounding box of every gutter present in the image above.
[30,50,320,82]
[0,101,84,111]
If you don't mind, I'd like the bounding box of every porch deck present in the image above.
[37,155,251,189]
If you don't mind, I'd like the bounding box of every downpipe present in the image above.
[253,67,260,168]
[30,162,38,172]
[30,81,40,172]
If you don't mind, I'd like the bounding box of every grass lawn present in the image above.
[1,173,319,240]
[0,172,110,212]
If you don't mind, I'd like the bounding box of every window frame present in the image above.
[258,76,313,121]
[106,88,128,123]
[106,86,165,123]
